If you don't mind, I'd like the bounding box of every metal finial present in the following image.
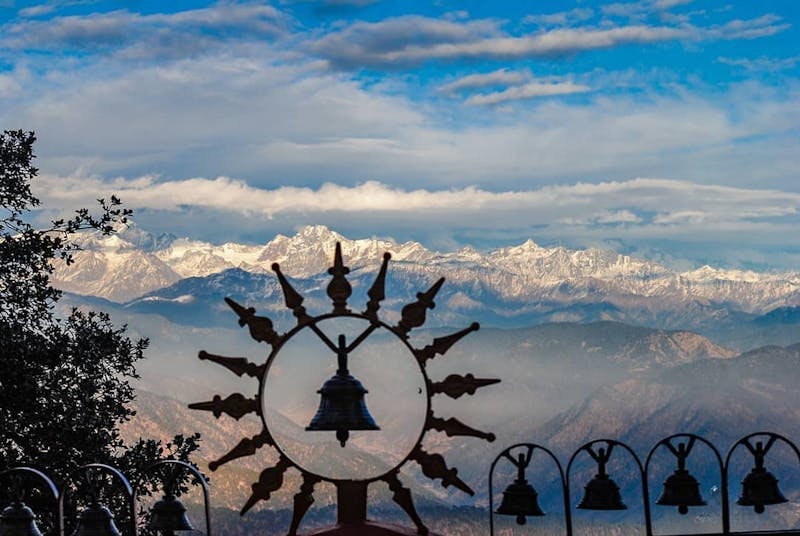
[224,297,281,347]
[430,373,500,399]
[414,322,480,365]
[396,277,445,337]
[327,242,352,314]
[272,263,311,324]
[364,251,391,322]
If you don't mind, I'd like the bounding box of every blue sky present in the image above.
[1,0,798,269]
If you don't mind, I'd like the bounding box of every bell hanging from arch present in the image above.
[0,501,43,536]
[737,466,787,514]
[148,494,194,534]
[306,334,379,447]
[495,452,545,526]
[578,473,627,510]
[71,501,121,536]
[656,468,706,514]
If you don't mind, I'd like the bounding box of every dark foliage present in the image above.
[0,130,201,534]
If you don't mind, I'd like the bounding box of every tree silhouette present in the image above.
[0,130,200,533]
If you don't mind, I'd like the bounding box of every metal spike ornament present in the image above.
[190,242,500,535]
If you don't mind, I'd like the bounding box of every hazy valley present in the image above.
[54,225,800,534]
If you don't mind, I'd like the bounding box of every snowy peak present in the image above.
[51,225,800,317]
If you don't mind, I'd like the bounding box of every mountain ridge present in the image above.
[52,225,800,340]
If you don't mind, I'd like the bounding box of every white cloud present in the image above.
[465,81,591,105]
[523,8,594,27]
[4,49,797,192]
[718,55,800,72]
[603,0,694,18]
[32,174,800,267]
[311,13,787,68]
[437,69,529,94]
[35,175,800,227]
[2,2,289,56]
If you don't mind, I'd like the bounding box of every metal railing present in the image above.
[0,460,211,536]
[490,431,800,536]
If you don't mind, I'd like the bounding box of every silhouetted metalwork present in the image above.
[71,502,121,536]
[575,444,627,511]
[190,243,500,534]
[139,460,211,536]
[149,496,192,534]
[305,334,380,447]
[488,443,570,536]
[491,431,800,536]
[644,432,726,536]
[1,462,206,536]
[0,501,42,536]
[0,468,59,536]
[495,453,545,524]
[726,432,798,522]
[58,464,136,536]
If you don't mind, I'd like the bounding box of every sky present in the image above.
[1,0,798,270]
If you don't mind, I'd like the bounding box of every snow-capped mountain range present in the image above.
[53,225,800,314]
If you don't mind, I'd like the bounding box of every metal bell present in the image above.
[149,494,193,534]
[578,473,627,510]
[737,466,787,514]
[306,335,379,447]
[495,452,545,525]
[0,501,43,536]
[496,482,545,525]
[71,501,121,536]
[656,468,706,514]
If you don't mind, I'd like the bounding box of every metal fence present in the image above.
[490,431,800,536]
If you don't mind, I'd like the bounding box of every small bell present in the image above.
[737,467,787,514]
[657,469,706,514]
[0,501,43,536]
[495,454,545,525]
[149,494,194,535]
[736,440,788,514]
[578,473,627,510]
[656,442,706,515]
[577,447,626,510]
[306,334,379,447]
[71,501,121,536]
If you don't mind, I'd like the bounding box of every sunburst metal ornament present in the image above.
[189,243,500,535]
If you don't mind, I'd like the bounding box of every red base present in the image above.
[301,521,441,536]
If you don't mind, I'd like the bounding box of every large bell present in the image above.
[0,501,43,536]
[149,494,194,535]
[306,334,379,447]
[737,466,787,514]
[578,473,627,510]
[656,468,706,514]
[71,501,121,536]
